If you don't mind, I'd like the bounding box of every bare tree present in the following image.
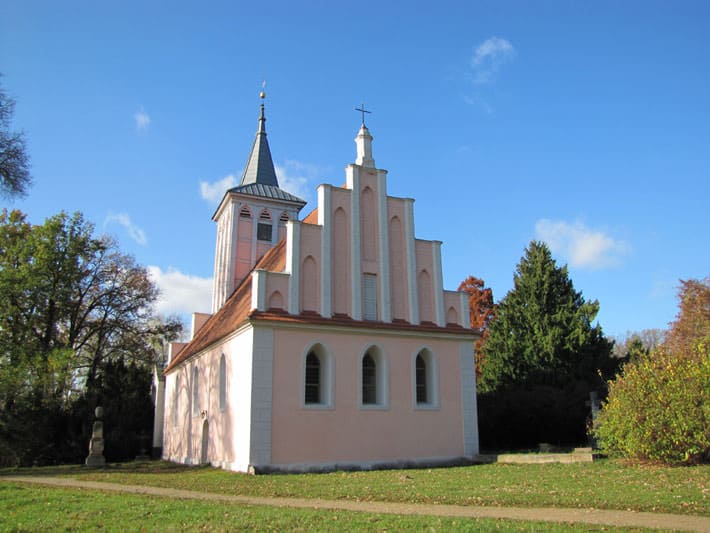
[0,77,31,198]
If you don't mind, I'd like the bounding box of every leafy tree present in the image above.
[664,278,710,357]
[0,209,181,465]
[594,278,710,464]
[458,275,495,379]
[0,77,31,198]
[479,241,614,393]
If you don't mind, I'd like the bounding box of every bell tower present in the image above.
[211,92,306,312]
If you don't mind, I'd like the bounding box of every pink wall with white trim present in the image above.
[269,327,468,465]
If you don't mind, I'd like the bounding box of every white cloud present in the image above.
[200,174,236,203]
[471,37,516,84]
[134,107,151,131]
[104,212,147,245]
[148,266,213,316]
[535,219,629,270]
[275,159,320,202]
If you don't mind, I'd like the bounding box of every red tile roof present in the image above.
[302,208,318,225]
[164,240,287,373]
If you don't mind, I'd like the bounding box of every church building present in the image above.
[158,94,480,473]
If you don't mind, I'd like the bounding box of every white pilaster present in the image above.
[251,270,267,312]
[286,221,301,315]
[249,327,274,467]
[459,341,479,456]
[349,166,362,320]
[211,222,221,313]
[223,201,239,302]
[318,185,332,317]
[250,202,258,266]
[376,170,391,322]
[432,241,445,327]
[404,199,419,324]
[152,367,165,453]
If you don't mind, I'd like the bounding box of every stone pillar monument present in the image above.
[85,406,106,467]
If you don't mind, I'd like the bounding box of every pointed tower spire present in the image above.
[355,124,375,168]
[354,102,375,168]
[239,90,279,187]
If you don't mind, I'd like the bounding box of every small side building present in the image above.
[160,97,480,472]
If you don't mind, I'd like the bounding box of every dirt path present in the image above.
[4,475,709,532]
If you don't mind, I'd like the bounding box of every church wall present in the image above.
[162,327,258,472]
[264,272,289,311]
[268,327,471,466]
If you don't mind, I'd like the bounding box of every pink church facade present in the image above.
[160,100,479,472]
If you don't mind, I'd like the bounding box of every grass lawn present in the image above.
[2,458,708,516]
[0,483,652,532]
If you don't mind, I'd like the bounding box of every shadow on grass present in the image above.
[0,459,194,478]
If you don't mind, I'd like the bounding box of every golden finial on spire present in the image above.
[260,80,266,100]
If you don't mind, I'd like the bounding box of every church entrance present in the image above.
[200,420,209,465]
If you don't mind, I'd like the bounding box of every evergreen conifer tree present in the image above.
[479,241,614,393]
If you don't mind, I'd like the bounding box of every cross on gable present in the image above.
[354,103,371,126]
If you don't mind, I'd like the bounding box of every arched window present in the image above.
[360,347,388,408]
[305,351,321,404]
[219,354,227,411]
[413,348,439,408]
[362,354,377,404]
[239,206,252,218]
[415,354,427,403]
[303,344,333,408]
[172,376,180,426]
[279,212,289,223]
[192,366,199,416]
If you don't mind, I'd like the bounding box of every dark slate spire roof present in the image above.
[228,98,305,207]
[239,102,278,187]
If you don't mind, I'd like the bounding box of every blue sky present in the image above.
[2,1,708,338]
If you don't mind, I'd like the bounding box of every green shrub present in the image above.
[593,342,710,465]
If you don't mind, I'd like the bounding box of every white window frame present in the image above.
[358,345,389,410]
[412,348,439,409]
[301,343,334,409]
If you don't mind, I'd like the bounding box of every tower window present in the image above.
[257,223,272,241]
[279,212,289,223]
[239,206,252,218]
